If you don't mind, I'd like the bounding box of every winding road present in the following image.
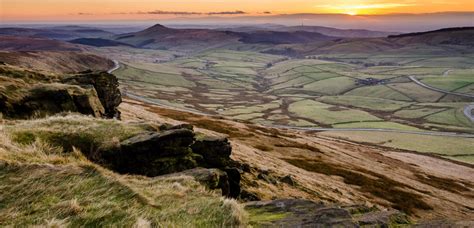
[408,76,474,122]
[464,104,474,122]
[109,60,474,138]
[443,69,453,77]
[107,60,120,74]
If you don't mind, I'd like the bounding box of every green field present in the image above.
[289,99,381,125]
[320,131,474,164]
[94,42,474,165]
[115,64,195,87]
[317,96,412,112]
[105,46,473,135]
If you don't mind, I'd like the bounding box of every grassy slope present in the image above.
[126,101,474,221]
[0,115,246,227]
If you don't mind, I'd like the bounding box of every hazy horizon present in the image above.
[2,0,474,32]
[1,12,473,32]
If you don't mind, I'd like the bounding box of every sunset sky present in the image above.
[1,0,474,21]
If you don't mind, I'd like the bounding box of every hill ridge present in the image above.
[388,27,474,38]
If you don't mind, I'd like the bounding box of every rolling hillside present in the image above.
[111,24,338,50]
[113,24,239,50]
[221,24,396,38]
[70,38,134,47]
[388,27,474,46]
[0,26,113,40]
[0,51,113,74]
[237,30,336,44]
[0,36,82,51]
[266,27,474,56]
[0,36,113,74]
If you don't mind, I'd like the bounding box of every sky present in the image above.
[1,0,474,21]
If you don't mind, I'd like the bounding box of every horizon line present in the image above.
[2,11,474,24]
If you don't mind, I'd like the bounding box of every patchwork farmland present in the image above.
[110,48,474,136]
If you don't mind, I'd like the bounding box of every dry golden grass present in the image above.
[0,115,248,227]
[0,125,87,165]
[5,114,148,156]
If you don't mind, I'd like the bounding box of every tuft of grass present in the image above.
[284,158,433,215]
[221,198,249,226]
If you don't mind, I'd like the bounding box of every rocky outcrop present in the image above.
[192,136,241,198]
[0,82,105,119]
[100,129,197,176]
[96,125,241,198]
[159,168,231,196]
[62,72,122,119]
[191,136,232,167]
[0,66,121,119]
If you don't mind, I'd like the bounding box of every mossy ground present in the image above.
[246,207,290,227]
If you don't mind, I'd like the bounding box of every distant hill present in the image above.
[219,24,396,38]
[0,36,113,74]
[237,31,336,44]
[387,27,474,46]
[0,26,113,40]
[0,36,82,51]
[388,27,474,38]
[283,26,397,38]
[40,25,105,31]
[265,27,474,56]
[112,24,339,50]
[69,38,134,47]
[112,24,239,51]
